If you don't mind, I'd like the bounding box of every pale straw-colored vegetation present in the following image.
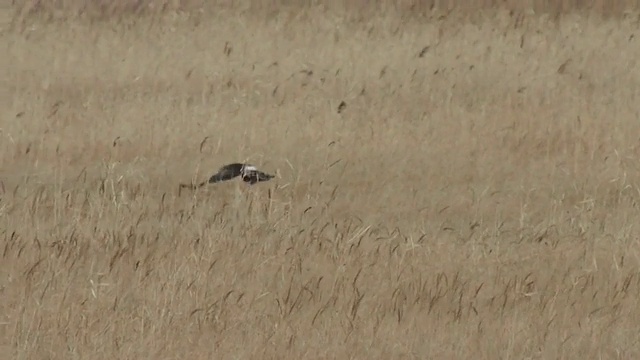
[2,1,640,358]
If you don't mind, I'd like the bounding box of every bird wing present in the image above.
[208,164,242,183]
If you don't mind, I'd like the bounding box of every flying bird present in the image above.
[179,163,275,191]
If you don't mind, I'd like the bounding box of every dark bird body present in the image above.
[180,163,274,192]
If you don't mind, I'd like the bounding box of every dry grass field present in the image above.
[3,2,640,359]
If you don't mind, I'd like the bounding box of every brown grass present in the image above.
[6,0,640,28]
[3,4,640,359]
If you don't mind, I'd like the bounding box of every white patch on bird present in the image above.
[243,165,257,172]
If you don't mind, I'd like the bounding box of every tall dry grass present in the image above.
[2,3,640,359]
[6,0,640,26]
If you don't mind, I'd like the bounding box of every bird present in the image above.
[179,163,275,191]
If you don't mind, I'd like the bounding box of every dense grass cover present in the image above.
[3,3,640,359]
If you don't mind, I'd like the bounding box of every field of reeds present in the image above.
[3,1,640,358]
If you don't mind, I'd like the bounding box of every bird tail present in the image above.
[245,171,275,185]
[257,171,275,181]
